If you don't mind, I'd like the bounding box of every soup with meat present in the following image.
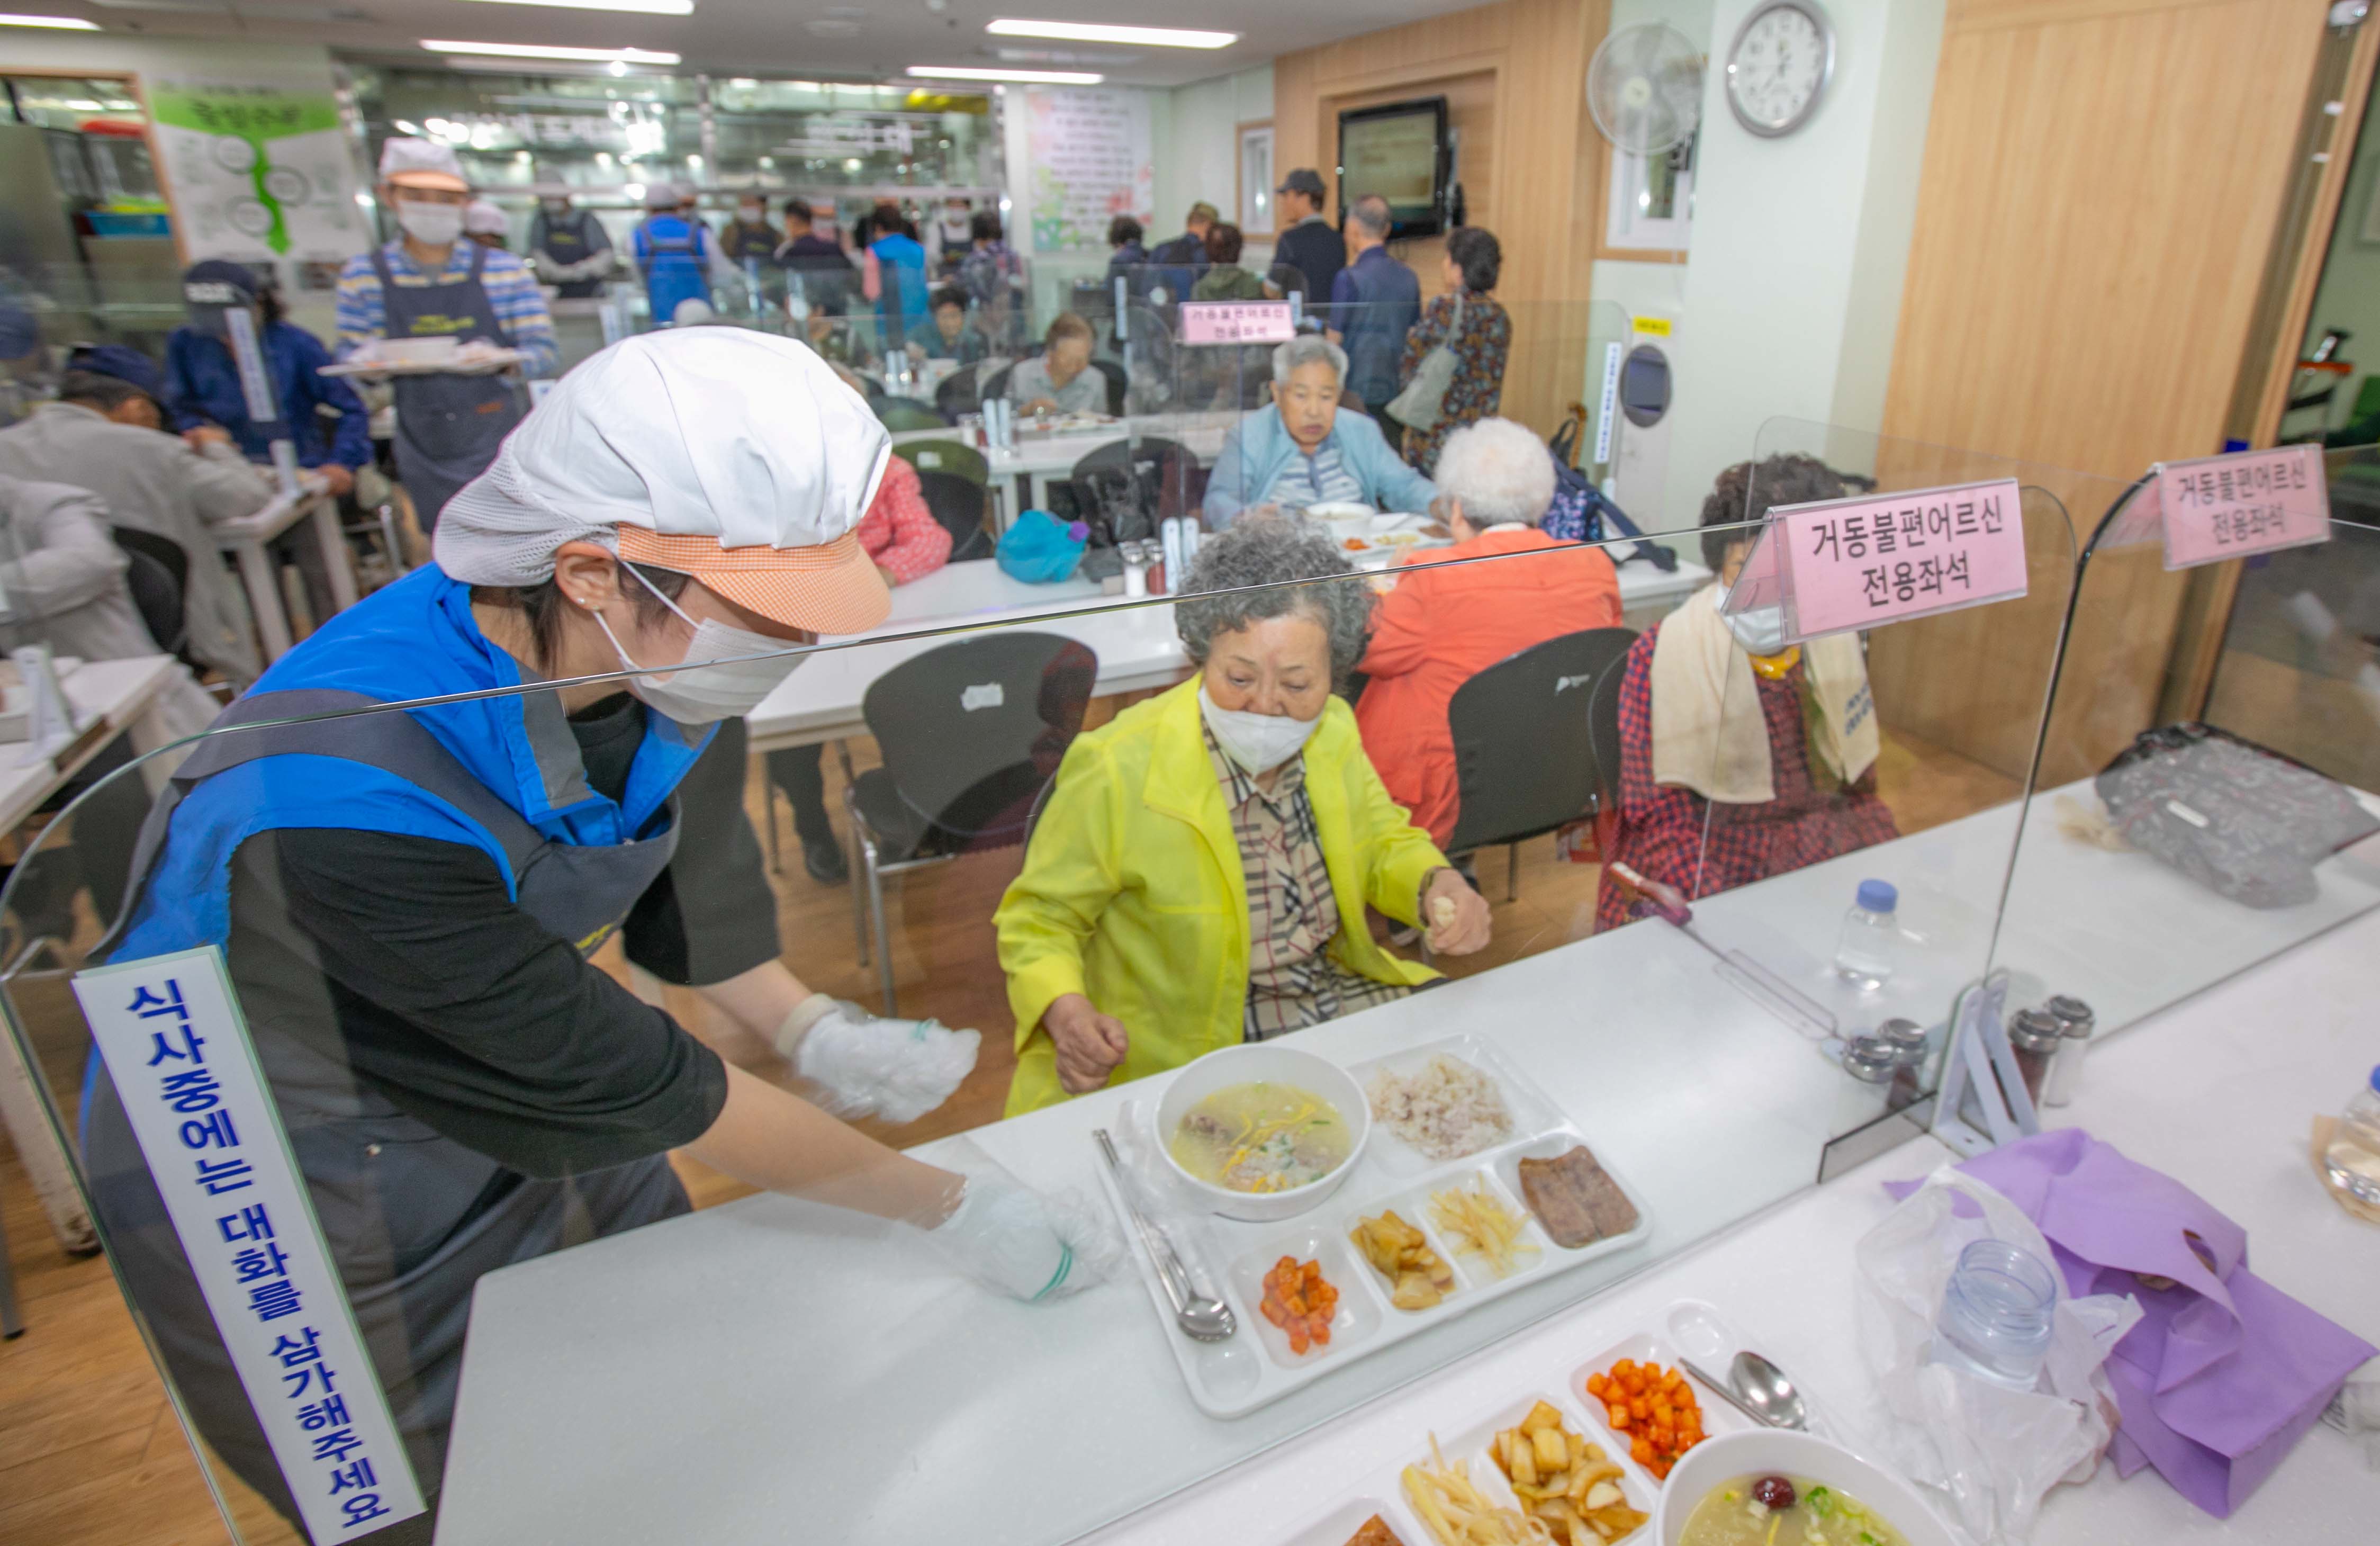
[1169,1082,1351,1193]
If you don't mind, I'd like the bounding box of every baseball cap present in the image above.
[182,259,261,339]
[436,329,894,636]
[378,137,470,194]
[65,343,164,403]
[1276,167,1327,199]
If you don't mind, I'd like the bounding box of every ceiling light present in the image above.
[420,40,681,64]
[0,13,103,26]
[906,65,1102,84]
[458,0,691,12]
[986,20,1235,48]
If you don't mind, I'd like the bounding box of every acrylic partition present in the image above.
[0,510,2058,1545]
[1604,419,2099,1167]
[1989,441,2380,1044]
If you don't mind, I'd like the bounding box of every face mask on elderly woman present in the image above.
[1714,581,1790,658]
[1198,685,1321,775]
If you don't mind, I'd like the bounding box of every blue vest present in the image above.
[111,565,715,969]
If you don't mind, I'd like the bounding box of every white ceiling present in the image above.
[50,0,1486,88]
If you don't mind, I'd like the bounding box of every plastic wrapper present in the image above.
[1851,1165,2143,1544]
[1110,1098,1230,1305]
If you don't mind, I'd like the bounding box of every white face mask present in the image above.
[542,198,571,216]
[1714,581,1789,658]
[1198,684,1322,776]
[590,564,808,724]
[740,205,765,223]
[395,199,464,247]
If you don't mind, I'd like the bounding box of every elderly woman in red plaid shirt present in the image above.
[768,455,954,882]
[1595,455,1899,932]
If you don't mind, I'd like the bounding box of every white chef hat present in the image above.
[462,200,508,236]
[436,329,894,634]
[378,137,470,194]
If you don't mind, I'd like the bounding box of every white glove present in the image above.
[914,1138,1113,1301]
[774,993,980,1125]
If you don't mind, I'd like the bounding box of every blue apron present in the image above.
[80,568,716,1527]
[635,215,712,327]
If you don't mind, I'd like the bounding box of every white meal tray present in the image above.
[318,348,527,379]
[1275,1302,1870,1546]
[1093,1033,1655,1419]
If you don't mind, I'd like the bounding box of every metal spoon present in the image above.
[1093,1129,1237,1342]
[1680,1357,1773,1428]
[1730,1350,1811,1431]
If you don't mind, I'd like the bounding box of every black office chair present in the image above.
[1090,357,1129,416]
[1586,640,1635,816]
[110,526,190,660]
[839,632,1097,1011]
[1066,435,1196,547]
[978,362,1015,404]
[1443,626,1639,901]
[935,362,984,421]
[914,467,993,562]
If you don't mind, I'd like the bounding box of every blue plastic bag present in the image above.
[996,509,1090,585]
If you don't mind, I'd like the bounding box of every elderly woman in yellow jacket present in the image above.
[997,515,1494,1114]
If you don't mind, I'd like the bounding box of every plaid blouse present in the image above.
[1397,289,1512,477]
[1594,626,1900,932]
[1209,729,1413,1040]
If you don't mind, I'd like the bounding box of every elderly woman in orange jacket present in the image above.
[1354,417,1623,849]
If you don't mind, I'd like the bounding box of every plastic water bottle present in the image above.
[2322,1066,2380,1206]
[1833,878,1900,989]
[1931,1238,2058,1392]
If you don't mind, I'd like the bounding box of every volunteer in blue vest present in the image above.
[631,181,716,329]
[78,328,1103,1530]
[335,137,556,534]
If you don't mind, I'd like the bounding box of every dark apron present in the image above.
[83,689,688,1536]
[375,244,525,534]
[535,210,607,299]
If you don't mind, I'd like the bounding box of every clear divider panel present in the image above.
[5,517,1896,1545]
[1993,441,2380,1040]
[1628,419,2096,1148]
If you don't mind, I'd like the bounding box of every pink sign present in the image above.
[1178,300,1295,346]
[1760,478,2031,642]
[2154,444,2330,570]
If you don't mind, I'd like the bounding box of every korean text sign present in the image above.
[1765,478,2030,643]
[76,947,423,1543]
[1178,300,1295,346]
[2155,445,2330,570]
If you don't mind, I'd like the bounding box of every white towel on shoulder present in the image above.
[1648,582,1879,804]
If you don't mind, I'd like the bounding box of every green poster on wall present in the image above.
[148,79,364,262]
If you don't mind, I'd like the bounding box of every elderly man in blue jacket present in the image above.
[1203,335,1437,527]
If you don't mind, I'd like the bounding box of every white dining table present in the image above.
[210,479,362,662]
[427,786,2380,1546]
[743,554,1712,754]
[893,411,1238,530]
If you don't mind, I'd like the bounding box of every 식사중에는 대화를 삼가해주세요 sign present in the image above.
[74,946,426,1543]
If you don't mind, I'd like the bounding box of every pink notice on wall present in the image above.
[2154,444,2331,571]
[1177,300,1295,345]
[1768,479,2031,643]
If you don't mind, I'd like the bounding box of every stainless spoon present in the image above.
[1731,1350,1811,1431]
[1094,1129,1236,1342]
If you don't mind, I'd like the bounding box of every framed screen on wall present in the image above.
[1337,97,1448,239]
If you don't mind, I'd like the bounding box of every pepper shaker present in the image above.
[2007,1006,2062,1107]
[2042,995,2096,1107]
[1840,1033,1899,1126]
[1879,1017,1930,1110]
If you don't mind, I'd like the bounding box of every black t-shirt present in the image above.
[222,699,774,1178]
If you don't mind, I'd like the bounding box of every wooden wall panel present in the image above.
[1871,0,2327,783]
[1269,0,1607,434]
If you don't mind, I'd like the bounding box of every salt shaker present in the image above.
[1840,1033,1899,1126]
[2007,1006,2061,1107]
[2042,995,2095,1107]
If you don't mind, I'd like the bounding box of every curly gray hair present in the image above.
[1175,513,1374,688]
[1434,416,1555,527]
[1272,334,1347,387]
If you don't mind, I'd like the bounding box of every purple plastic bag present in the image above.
[1887,1129,2373,1516]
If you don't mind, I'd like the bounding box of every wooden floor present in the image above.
[0,721,2013,1543]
